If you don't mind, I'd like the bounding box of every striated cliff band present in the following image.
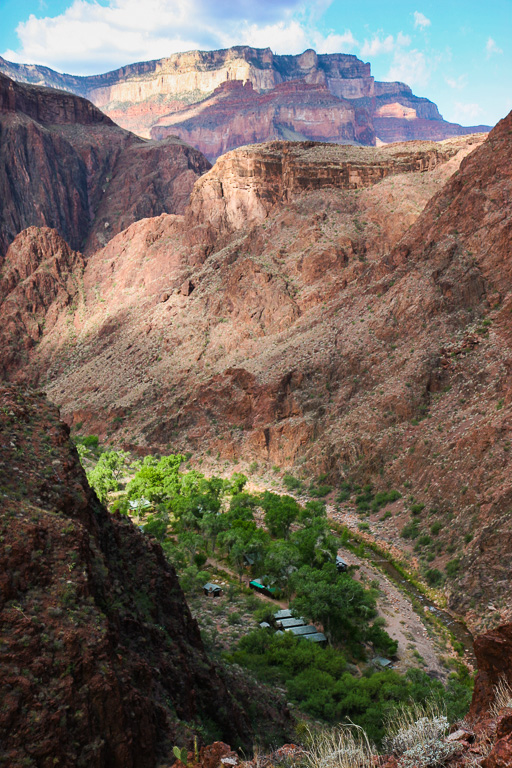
[0,46,490,158]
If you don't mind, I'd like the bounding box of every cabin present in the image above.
[286,624,317,637]
[249,578,277,598]
[276,617,306,629]
[259,621,271,629]
[372,656,394,669]
[274,609,293,621]
[336,555,348,573]
[304,632,327,644]
[203,582,222,598]
[243,553,256,567]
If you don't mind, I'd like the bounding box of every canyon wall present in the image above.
[0,73,210,259]
[0,46,489,155]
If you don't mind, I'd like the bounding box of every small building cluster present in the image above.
[260,608,327,644]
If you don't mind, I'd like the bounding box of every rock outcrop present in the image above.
[0,47,490,152]
[0,73,210,259]
[0,384,264,766]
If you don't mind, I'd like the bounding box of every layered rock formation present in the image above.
[0,73,210,258]
[151,80,359,160]
[1,62,511,629]
[0,46,489,154]
[0,385,257,766]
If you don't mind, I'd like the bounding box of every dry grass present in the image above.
[490,676,512,719]
[382,700,449,755]
[302,725,377,768]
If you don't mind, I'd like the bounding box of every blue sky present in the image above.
[0,0,510,126]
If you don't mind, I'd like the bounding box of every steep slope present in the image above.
[0,227,84,378]
[0,47,489,148]
[0,73,210,259]
[3,118,512,629]
[0,384,256,767]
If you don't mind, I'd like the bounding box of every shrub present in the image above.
[371,489,402,512]
[310,484,332,498]
[410,503,425,515]
[283,474,304,493]
[382,701,462,767]
[80,434,99,448]
[401,522,419,539]
[430,522,442,536]
[425,568,444,587]
[445,559,460,577]
[490,676,512,719]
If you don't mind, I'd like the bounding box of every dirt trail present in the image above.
[205,556,288,609]
[333,544,447,679]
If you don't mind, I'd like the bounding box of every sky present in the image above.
[0,0,510,127]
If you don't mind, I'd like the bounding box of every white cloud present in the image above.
[413,11,431,30]
[387,49,430,88]
[445,74,468,90]
[360,31,410,58]
[1,0,356,74]
[486,37,503,58]
[452,102,484,122]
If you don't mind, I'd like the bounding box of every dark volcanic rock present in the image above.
[0,384,253,766]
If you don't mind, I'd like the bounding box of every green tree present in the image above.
[290,563,378,648]
[260,491,300,539]
[290,518,337,568]
[263,540,300,595]
[127,453,184,502]
[86,450,129,502]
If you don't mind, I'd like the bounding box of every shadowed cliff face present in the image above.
[0,73,210,259]
[0,385,255,766]
[0,46,490,150]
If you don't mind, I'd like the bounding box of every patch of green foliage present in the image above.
[227,630,473,745]
[86,450,129,502]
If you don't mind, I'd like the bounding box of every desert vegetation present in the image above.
[78,442,473,749]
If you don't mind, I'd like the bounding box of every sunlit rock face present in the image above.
[0,46,490,154]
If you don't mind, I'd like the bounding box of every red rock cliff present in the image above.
[0,47,490,148]
[0,384,254,766]
[0,73,210,258]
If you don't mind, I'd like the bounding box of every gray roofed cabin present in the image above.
[336,555,348,572]
[276,617,306,629]
[274,609,293,620]
[203,583,222,597]
[304,632,327,643]
[286,624,317,636]
[373,656,393,669]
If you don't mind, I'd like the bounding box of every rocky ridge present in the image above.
[0,46,490,153]
[0,384,293,766]
[0,73,210,259]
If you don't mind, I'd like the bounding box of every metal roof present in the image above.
[277,617,305,628]
[304,632,327,643]
[373,656,393,667]
[274,609,293,620]
[286,625,317,636]
[203,583,222,591]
